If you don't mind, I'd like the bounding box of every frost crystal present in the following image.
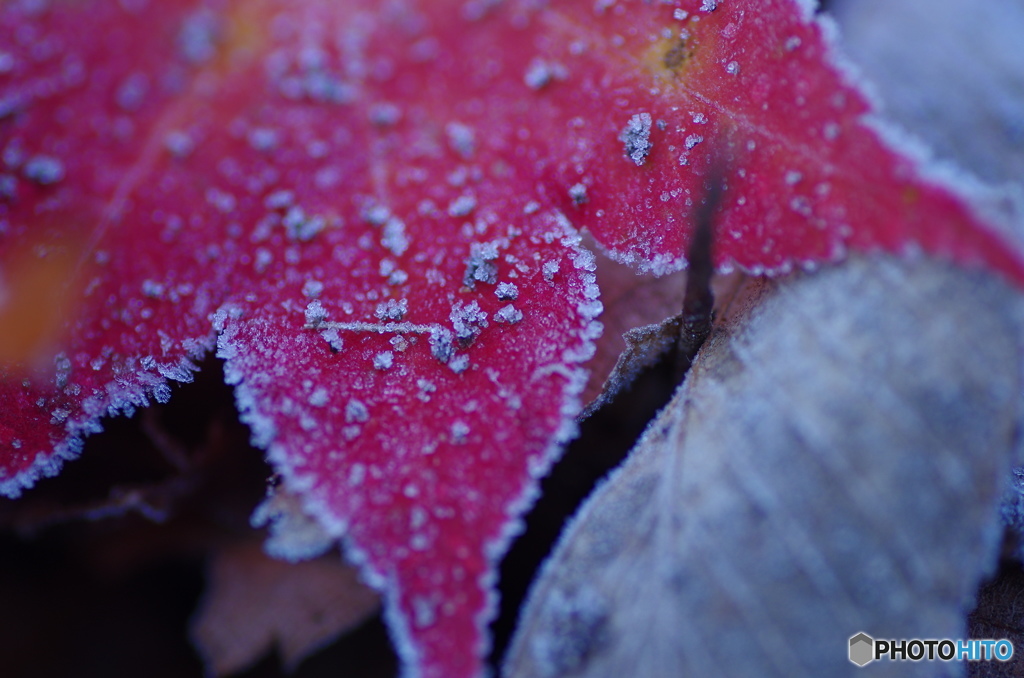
[177,9,220,64]
[164,130,194,158]
[345,399,370,423]
[369,102,402,126]
[700,0,719,11]
[375,298,409,321]
[446,121,477,159]
[304,300,329,327]
[381,216,410,256]
[524,58,567,90]
[449,354,470,374]
[450,301,488,343]
[373,351,395,371]
[568,183,588,206]
[429,328,455,363]
[542,260,560,281]
[363,204,390,226]
[619,112,653,166]
[416,379,437,402]
[494,304,523,324]
[283,206,326,242]
[320,327,343,351]
[308,388,329,407]
[0,174,16,201]
[22,155,65,185]
[496,281,519,301]
[116,73,149,112]
[247,127,279,151]
[464,241,500,287]
[451,420,470,443]
[302,279,324,298]
[448,194,477,217]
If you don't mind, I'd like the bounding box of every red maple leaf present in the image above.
[2,1,1021,677]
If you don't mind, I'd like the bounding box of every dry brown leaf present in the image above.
[191,540,380,676]
[582,240,747,413]
[580,245,687,408]
[505,255,1024,678]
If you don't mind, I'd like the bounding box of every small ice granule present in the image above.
[451,420,470,443]
[363,204,390,225]
[619,112,653,166]
[369,102,402,126]
[304,300,328,327]
[308,388,329,407]
[416,379,437,402]
[282,206,326,242]
[448,354,470,374]
[445,121,476,159]
[164,130,195,158]
[447,194,477,217]
[495,282,519,301]
[264,189,295,210]
[542,260,560,281]
[375,298,408,321]
[430,329,455,363]
[373,351,394,371]
[494,304,523,324]
[345,399,370,423]
[141,279,165,298]
[568,183,588,206]
[302,279,324,298]
[206,187,236,214]
[464,241,500,287]
[178,9,221,64]
[22,155,65,185]
[247,127,279,151]
[321,327,343,351]
[381,216,409,256]
[523,58,567,90]
[0,173,17,201]
[450,300,488,342]
[116,72,149,111]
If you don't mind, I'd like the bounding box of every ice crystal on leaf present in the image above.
[2,1,1024,677]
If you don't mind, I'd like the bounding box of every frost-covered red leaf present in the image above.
[3,0,1024,677]
[0,3,601,676]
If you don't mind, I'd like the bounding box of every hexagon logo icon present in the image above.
[849,632,874,667]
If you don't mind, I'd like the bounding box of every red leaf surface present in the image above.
[2,1,1022,677]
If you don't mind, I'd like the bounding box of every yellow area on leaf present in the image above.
[0,240,84,367]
